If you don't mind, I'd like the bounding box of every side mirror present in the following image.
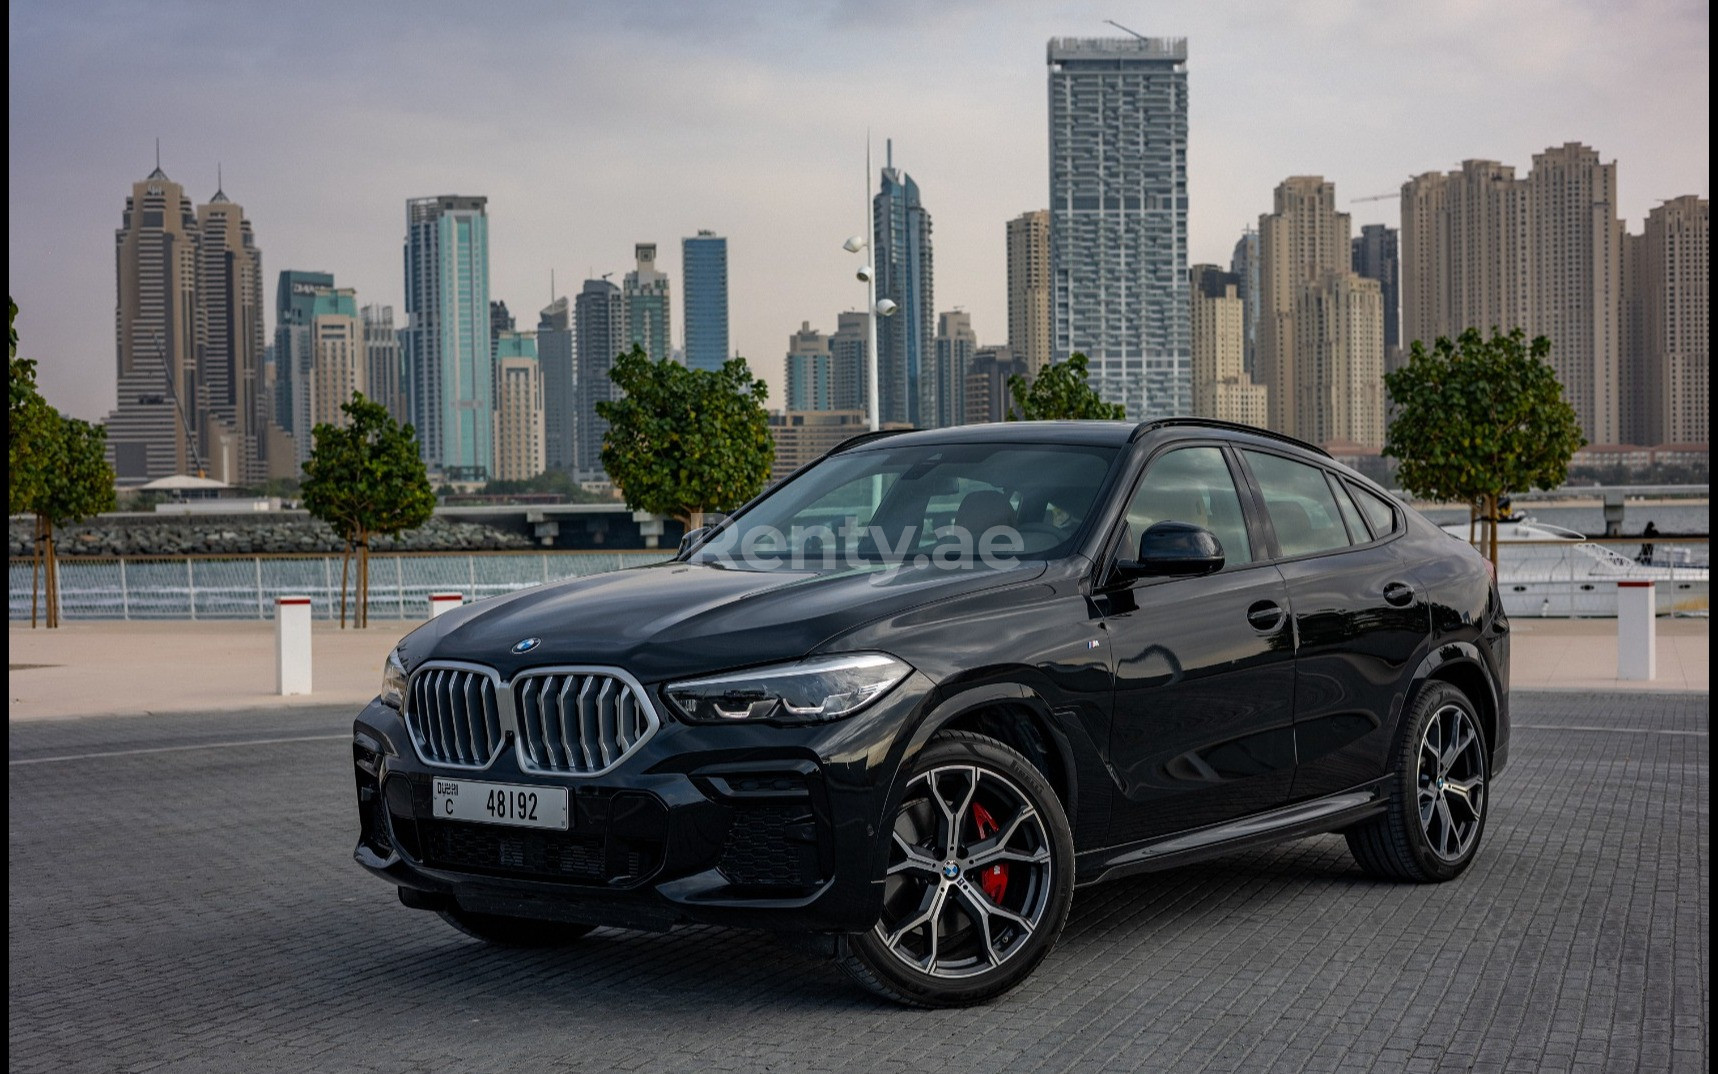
[1116,521,1225,579]
[678,526,710,557]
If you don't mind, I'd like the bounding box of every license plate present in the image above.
[432,778,569,831]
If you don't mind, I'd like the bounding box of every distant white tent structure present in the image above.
[136,474,232,492]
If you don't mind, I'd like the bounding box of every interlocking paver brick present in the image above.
[6,691,1709,1073]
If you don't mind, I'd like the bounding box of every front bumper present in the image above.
[352,674,933,934]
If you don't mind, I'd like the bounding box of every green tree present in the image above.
[301,392,436,627]
[9,298,56,517]
[25,414,118,627]
[598,346,773,527]
[1006,352,1127,421]
[1384,328,1586,568]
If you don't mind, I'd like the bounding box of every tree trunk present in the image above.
[1486,494,1501,574]
[31,515,42,629]
[356,533,369,629]
[43,519,59,629]
[338,541,352,629]
[1467,502,1477,546]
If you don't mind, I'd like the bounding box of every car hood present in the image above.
[397,558,1049,683]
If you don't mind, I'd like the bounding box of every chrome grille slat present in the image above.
[516,668,657,776]
[404,665,505,770]
[538,676,561,769]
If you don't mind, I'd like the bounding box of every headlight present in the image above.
[380,648,408,710]
[664,653,911,724]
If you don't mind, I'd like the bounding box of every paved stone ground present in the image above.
[7,692,1708,1074]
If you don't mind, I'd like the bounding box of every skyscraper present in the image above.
[1047,36,1189,420]
[193,181,265,484]
[305,288,364,448]
[492,330,545,482]
[536,295,576,472]
[964,345,1025,426]
[827,311,870,413]
[873,141,934,426]
[1625,196,1709,445]
[1189,265,1267,428]
[683,230,729,372]
[1399,146,1625,444]
[361,304,406,424]
[1006,210,1052,374]
[785,321,833,411]
[1352,223,1401,368]
[932,310,977,428]
[403,195,492,476]
[574,277,624,480]
[107,164,202,484]
[272,269,334,441]
[1230,228,1260,377]
[1293,270,1385,448]
[489,299,514,360]
[623,243,672,362]
[1257,177,1354,438]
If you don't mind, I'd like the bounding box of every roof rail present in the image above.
[1130,418,1332,458]
[827,428,914,454]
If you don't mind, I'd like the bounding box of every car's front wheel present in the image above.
[837,731,1075,1007]
[438,908,594,948]
[1346,681,1490,882]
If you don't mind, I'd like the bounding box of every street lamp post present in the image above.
[843,140,898,432]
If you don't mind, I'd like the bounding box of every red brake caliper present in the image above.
[970,802,1010,903]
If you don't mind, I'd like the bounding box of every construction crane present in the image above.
[1351,192,1401,203]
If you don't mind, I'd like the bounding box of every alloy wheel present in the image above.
[1417,703,1486,861]
[874,764,1055,979]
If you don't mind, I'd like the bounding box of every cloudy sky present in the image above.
[8,0,1709,421]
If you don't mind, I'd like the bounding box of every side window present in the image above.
[1243,451,1353,558]
[1328,475,1372,542]
[1123,447,1252,566]
[1350,483,1402,538]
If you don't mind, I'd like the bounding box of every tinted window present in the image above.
[1243,451,1352,558]
[1123,447,1252,566]
[1329,475,1372,542]
[1351,483,1401,537]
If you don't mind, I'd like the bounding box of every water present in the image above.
[1415,502,1708,537]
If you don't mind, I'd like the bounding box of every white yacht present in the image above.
[1438,517,1708,617]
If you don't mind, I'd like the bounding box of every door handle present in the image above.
[1246,600,1286,632]
[1383,581,1416,607]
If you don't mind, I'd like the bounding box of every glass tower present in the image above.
[873,141,934,427]
[403,195,492,477]
[1047,36,1190,420]
[682,231,729,371]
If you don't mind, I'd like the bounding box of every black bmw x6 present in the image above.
[353,419,1508,1007]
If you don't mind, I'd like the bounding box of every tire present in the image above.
[837,730,1075,1007]
[437,908,594,948]
[1346,681,1490,882]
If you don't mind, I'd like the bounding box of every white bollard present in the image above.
[1617,581,1656,681]
[275,595,313,696]
[428,592,464,618]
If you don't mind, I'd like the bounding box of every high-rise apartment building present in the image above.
[404,195,492,476]
[827,311,869,413]
[574,278,624,480]
[1257,177,1362,440]
[1399,145,1625,444]
[1625,196,1709,445]
[1189,265,1268,429]
[1294,271,1385,448]
[1230,229,1260,377]
[1352,223,1401,369]
[767,410,875,483]
[536,296,576,472]
[1047,36,1189,421]
[107,165,206,484]
[489,299,514,361]
[1006,210,1052,374]
[360,304,406,424]
[192,184,265,484]
[492,330,545,482]
[623,243,672,362]
[271,269,334,441]
[304,289,364,450]
[964,345,1026,425]
[683,230,729,372]
[932,310,977,428]
[873,141,935,427]
[785,322,833,412]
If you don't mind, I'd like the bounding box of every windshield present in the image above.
[688,441,1121,574]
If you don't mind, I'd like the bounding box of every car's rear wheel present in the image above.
[1347,681,1489,882]
[837,731,1075,1007]
[438,908,594,948]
